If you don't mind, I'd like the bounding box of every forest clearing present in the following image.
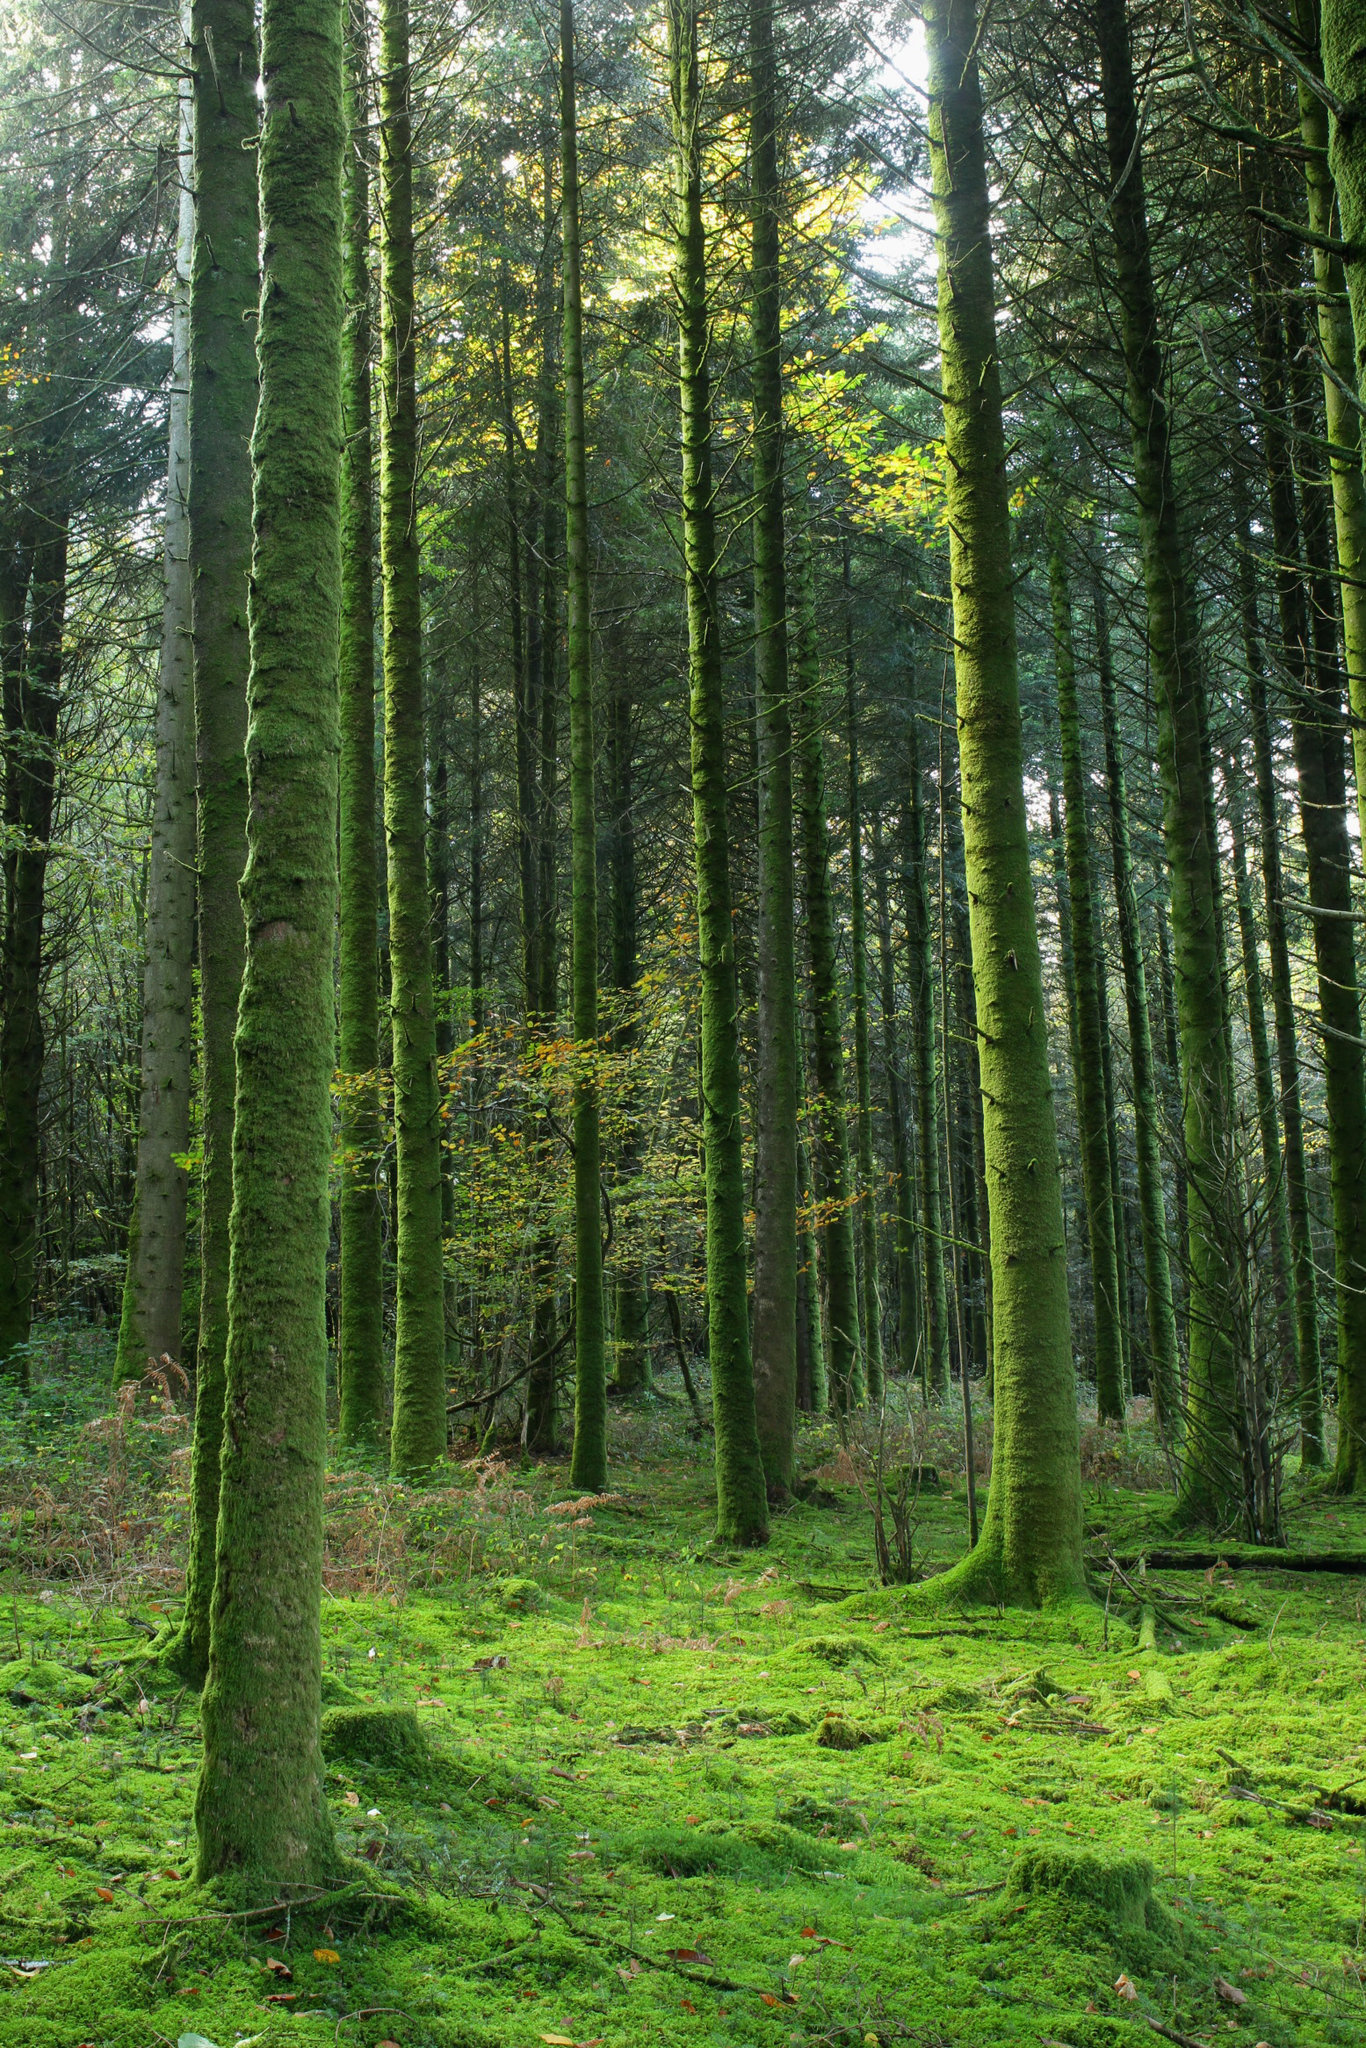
[4,0,1366,2041]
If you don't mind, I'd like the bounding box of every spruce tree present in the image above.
[380,0,447,1480]
[923,0,1082,1603]
[164,0,258,1686]
[338,0,386,1451]
[561,0,608,1492]
[116,59,196,1385]
[195,0,345,1890]
[748,0,799,1492]
[668,0,768,1545]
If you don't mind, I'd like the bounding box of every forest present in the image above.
[1,0,1366,2042]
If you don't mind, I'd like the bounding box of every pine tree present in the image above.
[561,0,608,1493]
[1093,0,1241,1524]
[337,0,386,1452]
[381,0,447,1480]
[1048,514,1123,1424]
[923,0,1082,1603]
[668,0,768,1545]
[163,0,259,1686]
[195,0,345,1890]
[116,57,196,1385]
[748,0,799,1493]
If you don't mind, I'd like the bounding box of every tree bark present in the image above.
[1049,517,1123,1424]
[117,54,196,1383]
[747,0,799,1492]
[924,0,1081,1603]
[560,0,607,1493]
[168,0,258,1687]
[845,558,884,1404]
[194,0,344,1892]
[1093,0,1242,1525]
[1092,561,1179,1430]
[379,0,445,1479]
[792,541,863,1412]
[900,715,949,1399]
[667,0,768,1545]
[337,0,386,1451]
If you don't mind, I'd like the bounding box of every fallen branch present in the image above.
[1090,1548,1366,1575]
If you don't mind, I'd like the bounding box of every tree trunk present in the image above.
[792,541,863,1412]
[845,560,884,1404]
[117,60,196,1384]
[194,0,344,1892]
[1049,517,1123,1424]
[169,0,258,1687]
[380,0,445,1479]
[337,0,386,1451]
[925,0,1081,1602]
[1318,3,1366,442]
[1094,0,1241,1524]
[606,647,650,1395]
[1092,563,1179,1429]
[667,0,768,1545]
[900,716,949,1399]
[747,0,799,1493]
[0,524,66,1377]
[872,808,919,1384]
[560,0,607,1493]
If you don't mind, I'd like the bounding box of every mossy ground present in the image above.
[1,1402,1364,2048]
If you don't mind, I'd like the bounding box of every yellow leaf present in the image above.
[313,1947,340,1964]
[540,2035,579,2045]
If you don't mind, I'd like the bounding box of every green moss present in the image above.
[320,1703,427,1769]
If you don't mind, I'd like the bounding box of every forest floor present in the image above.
[0,1371,1364,2048]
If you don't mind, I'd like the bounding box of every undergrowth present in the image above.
[0,1342,1362,2047]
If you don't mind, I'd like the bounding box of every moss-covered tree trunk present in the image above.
[925,0,1081,1602]
[605,648,650,1395]
[1094,0,1241,1524]
[1092,564,1178,1429]
[668,0,768,1545]
[845,575,883,1404]
[0,523,66,1380]
[1319,3,1366,438]
[872,808,919,1383]
[194,0,344,1892]
[792,541,862,1412]
[747,0,798,1493]
[899,716,949,1399]
[379,0,445,1480]
[338,0,386,1451]
[1049,518,1123,1424]
[560,0,608,1493]
[1247,220,1364,1486]
[117,66,196,1383]
[170,0,258,1686]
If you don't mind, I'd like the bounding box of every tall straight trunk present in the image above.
[845,568,884,1404]
[380,0,445,1479]
[667,0,768,1545]
[1242,552,1322,1457]
[1224,758,1293,1345]
[1318,4,1366,439]
[1049,519,1123,1423]
[560,0,607,1494]
[117,63,196,1382]
[1094,0,1241,1524]
[926,0,1081,1602]
[1245,222,1346,1470]
[168,0,258,1688]
[502,220,538,1019]
[194,0,344,1891]
[0,523,66,1378]
[1093,562,1178,1426]
[1048,776,1082,1264]
[873,808,919,1382]
[1295,2,1366,854]
[747,0,798,1493]
[468,632,485,1027]
[338,0,386,1450]
[792,544,862,1411]
[606,649,649,1394]
[900,719,949,1398]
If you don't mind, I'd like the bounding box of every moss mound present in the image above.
[320,1702,428,1769]
[0,1657,96,1709]
[792,1630,882,1666]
